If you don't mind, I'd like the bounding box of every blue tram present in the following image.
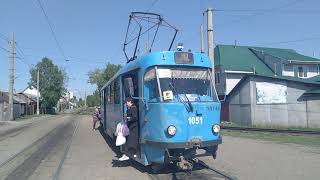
[100,50,221,170]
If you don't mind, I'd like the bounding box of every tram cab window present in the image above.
[144,68,159,102]
[144,67,218,102]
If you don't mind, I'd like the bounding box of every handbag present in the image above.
[121,122,130,136]
[115,132,126,146]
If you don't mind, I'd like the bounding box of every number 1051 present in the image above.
[188,116,203,125]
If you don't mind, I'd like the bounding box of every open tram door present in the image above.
[122,70,141,158]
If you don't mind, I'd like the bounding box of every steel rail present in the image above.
[197,160,235,180]
[0,122,65,169]
[221,126,320,135]
[52,118,80,180]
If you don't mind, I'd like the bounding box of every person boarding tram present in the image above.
[118,98,138,161]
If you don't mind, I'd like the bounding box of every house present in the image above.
[214,45,320,128]
[0,91,25,120]
[17,93,37,115]
[22,86,40,98]
[13,94,27,117]
[308,75,320,82]
[214,45,320,96]
[225,75,320,128]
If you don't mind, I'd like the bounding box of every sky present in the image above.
[1,0,320,98]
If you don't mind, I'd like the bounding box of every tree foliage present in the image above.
[29,57,68,112]
[78,98,85,107]
[87,63,122,106]
[87,63,122,90]
[86,90,100,107]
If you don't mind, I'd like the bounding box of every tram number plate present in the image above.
[188,116,203,125]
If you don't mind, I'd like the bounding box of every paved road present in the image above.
[201,136,320,180]
[0,113,319,180]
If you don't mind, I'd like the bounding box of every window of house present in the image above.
[298,67,303,77]
[284,64,293,72]
[296,66,308,78]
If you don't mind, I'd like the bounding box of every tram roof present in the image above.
[101,51,212,90]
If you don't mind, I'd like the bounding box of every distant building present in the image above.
[225,75,320,128]
[214,45,320,96]
[17,93,37,115]
[214,45,320,128]
[0,91,27,120]
[22,86,40,98]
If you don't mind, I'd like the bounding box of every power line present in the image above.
[14,42,26,59]
[214,9,320,14]
[36,0,67,60]
[255,35,320,46]
[215,0,304,27]
[0,33,10,43]
[0,46,10,53]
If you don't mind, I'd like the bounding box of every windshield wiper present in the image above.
[169,82,193,112]
[183,93,193,112]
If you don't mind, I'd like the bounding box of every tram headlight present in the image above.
[167,125,177,136]
[212,124,220,134]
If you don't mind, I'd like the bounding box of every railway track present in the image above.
[0,125,30,141]
[147,160,235,180]
[52,117,80,180]
[221,126,320,135]
[0,116,78,180]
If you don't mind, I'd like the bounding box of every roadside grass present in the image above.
[221,121,320,132]
[76,107,95,115]
[222,130,320,147]
[15,114,49,121]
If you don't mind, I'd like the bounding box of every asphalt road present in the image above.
[0,113,319,180]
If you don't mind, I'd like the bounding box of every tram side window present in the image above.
[104,86,110,104]
[144,68,159,102]
[107,85,111,104]
[110,82,114,104]
[114,78,120,104]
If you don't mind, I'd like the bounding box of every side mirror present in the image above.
[124,77,134,97]
[218,95,226,102]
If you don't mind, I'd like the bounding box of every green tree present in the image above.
[86,90,100,107]
[29,57,68,113]
[87,63,122,90]
[78,98,85,107]
[87,63,121,106]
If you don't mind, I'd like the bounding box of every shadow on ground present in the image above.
[98,126,234,180]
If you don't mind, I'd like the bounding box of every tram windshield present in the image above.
[144,67,218,102]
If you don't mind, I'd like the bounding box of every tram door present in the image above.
[122,70,140,156]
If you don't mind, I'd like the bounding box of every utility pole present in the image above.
[200,25,204,53]
[37,69,40,115]
[9,32,14,121]
[207,8,215,85]
[84,89,87,108]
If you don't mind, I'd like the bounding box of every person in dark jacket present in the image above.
[119,98,138,161]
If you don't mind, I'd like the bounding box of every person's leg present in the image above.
[126,122,138,156]
[93,119,97,130]
[119,144,129,161]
